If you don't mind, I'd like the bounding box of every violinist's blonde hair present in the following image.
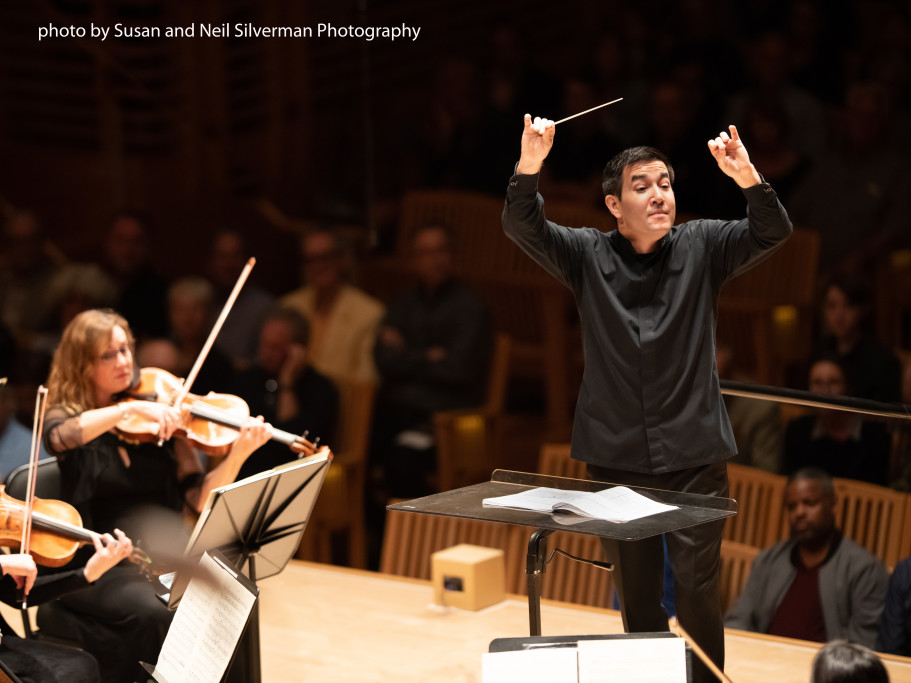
[47,308,134,412]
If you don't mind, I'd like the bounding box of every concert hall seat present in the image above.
[724,463,787,549]
[536,442,586,480]
[379,507,517,581]
[298,379,376,568]
[433,333,513,492]
[719,539,760,613]
[831,477,908,569]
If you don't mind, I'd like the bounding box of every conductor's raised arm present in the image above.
[516,113,555,175]
[707,124,763,188]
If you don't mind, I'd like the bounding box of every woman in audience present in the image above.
[784,357,890,485]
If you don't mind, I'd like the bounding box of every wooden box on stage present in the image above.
[431,544,505,611]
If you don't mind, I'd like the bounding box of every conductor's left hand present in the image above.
[707,125,762,188]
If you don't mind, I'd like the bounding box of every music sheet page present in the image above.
[154,552,257,683]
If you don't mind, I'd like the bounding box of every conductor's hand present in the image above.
[517,114,555,175]
[84,528,134,583]
[707,125,762,188]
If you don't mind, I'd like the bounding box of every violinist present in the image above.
[0,531,134,683]
[42,308,272,683]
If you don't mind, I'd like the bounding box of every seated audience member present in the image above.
[811,640,890,683]
[784,357,891,485]
[208,229,275,369]
[166,276,234,394]
[100,210,170,341]
[877,553,911,657]
[887,357,911,490]
[0,210,62,352]
[370,225,493,498]
[811,274,901,403]
[233,306,338,480]
[281,227,384,383]
[0,535,134,683]
[725,468,889,648]
[31,263,118,359]
[717,342,783,473]
[0,370,50,480]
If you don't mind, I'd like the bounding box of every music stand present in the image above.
[165,451,331,683]
[387,469,736,636]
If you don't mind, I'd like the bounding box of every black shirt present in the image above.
[502,171,792,473]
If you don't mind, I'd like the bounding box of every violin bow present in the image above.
[171,258,255,409]
[19,385,49,633]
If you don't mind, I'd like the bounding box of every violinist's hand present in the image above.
[125,401,184,440]
[84,528,134,583]
[707,124,762,188]
[0,553,38,595]
[229,415,272,462]
[517,113,555,175]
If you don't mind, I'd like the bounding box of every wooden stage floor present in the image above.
[258,561,911,683]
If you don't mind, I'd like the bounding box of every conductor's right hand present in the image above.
[517,113,555,175]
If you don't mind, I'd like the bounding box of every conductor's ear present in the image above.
[604,195,622,221]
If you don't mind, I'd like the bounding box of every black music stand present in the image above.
[163,452,331,683]
[387,469,737,636]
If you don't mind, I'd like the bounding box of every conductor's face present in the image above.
[605,161,676,254]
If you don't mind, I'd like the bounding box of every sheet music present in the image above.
[482,486,677,523]
[153,552,257,683]
[577,638,686,683]
[482,647,578,682]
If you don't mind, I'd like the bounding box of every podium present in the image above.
[387,469,737,636]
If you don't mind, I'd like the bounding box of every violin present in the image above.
[117,367,314,457]
[0,487,162,576]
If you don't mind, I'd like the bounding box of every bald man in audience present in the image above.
[725,468,888,648]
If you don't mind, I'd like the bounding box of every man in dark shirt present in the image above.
[502,114,792,681]
[725,469,887,647]
[233,306,338,480]
[371,225,492,498]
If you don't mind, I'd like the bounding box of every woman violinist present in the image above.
[42,308,272,683]
[0,531,133,683]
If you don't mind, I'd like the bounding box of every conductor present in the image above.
[503,115,792,682]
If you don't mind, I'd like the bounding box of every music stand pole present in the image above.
[526,528,555,636]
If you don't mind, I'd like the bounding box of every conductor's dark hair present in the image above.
[602,146,675,198]
[811,640,890,683]
[787,467,836,502]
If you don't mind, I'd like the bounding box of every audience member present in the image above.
[789,83,910,275]
[233,306,338,480]
[811,640,890,683]
[31,263,118,359]
[716,343,783,473]
[725,30,828,162]
[877,553,911,657]
[812,274,902,403]
[718,97,809,217]
[166,276,234,395]
[784,358,891,485]
[208,229,275,369]
[0,210,63,350]
[890,359,911,491]
[725,468,889,648]
[281,228,384,384]
[100,210,169,341]
[0,371,49,480]
[370,225,492,499]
